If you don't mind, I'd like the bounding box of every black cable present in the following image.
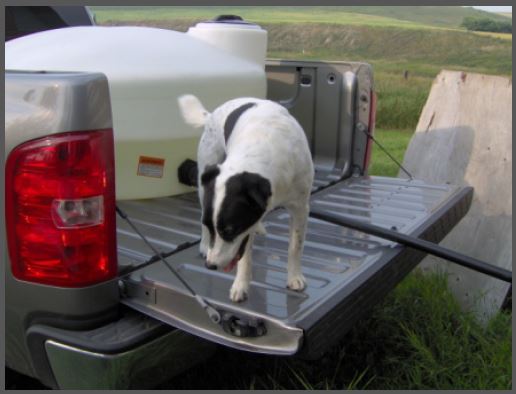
[309,209,512,283]
[116,206,221,323]
[361,127,413,180]
[357,126,511,281]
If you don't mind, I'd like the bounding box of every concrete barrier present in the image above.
[400,70,512,322]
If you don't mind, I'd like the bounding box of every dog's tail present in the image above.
[178,94,209,128]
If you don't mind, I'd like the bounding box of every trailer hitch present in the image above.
[309,209,512,283]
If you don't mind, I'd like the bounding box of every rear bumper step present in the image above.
[26,307,217,389]
[118,176,473,357]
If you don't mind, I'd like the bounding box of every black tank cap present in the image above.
[203,14,256,26]
[214,15,243,21]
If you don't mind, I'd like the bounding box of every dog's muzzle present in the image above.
[205,261,218,270]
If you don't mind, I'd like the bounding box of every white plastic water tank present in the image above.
[187,15,267,67]
[5,24,267,200]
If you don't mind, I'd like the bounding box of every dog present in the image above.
[178,94,314,302]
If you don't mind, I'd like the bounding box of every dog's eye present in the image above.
[223,226,234,237]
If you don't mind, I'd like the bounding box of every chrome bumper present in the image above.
[45,329,216,389]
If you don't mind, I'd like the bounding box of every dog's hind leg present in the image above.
[286,202,309,291]
[230,234,255,302]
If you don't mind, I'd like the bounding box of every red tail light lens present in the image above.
[5,130,117,287]
[363,90,377,172]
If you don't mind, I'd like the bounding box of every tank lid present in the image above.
[212,15,246,23]
[196,14,262,29]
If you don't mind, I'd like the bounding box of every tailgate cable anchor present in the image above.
[116,206,222,324]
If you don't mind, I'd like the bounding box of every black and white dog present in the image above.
[178,95,314,302]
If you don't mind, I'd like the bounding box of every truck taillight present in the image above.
[363,90,376,172]
[5,130,117,287]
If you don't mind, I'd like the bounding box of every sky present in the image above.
[471,6,512,13]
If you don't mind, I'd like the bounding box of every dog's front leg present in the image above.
[229,235,254,302]
[198,184,209,257]
[255,221,267,236]
[199,226,210,257]
[286,203,309,291]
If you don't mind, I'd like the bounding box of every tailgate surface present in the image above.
[117,175,472,356]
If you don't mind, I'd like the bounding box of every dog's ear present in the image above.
[243,172,272,211]
[201,164,220,186]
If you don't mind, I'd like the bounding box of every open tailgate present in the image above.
[117,175,473,359]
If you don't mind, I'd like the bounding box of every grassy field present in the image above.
[367,129,414,176]
[91,6,511,30]
[263,24,512,76]
[473,30,512,40]
[93,7,429,30]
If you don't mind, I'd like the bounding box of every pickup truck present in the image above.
[4,19,473,389]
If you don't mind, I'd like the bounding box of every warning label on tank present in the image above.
[137,156,165,178]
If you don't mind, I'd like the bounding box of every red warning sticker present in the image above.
[137,156,165,178]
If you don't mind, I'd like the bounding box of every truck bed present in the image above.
[117,173,473,359]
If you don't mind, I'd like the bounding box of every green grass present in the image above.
[265,24,511,75]
[332,6,512,28]
[473,30,512,40]
[158,270,511,389]
[92,6,430,30]
[367,129,414,177]
[91,6,512,30]
[96,17,511,78]
[372,73,432,130]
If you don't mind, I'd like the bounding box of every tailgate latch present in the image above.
[221,313,267,338]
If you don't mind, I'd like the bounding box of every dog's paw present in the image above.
[199,240,208,258]
[255,222,267,236]
[287,274,307,291]
[230,282,249,303]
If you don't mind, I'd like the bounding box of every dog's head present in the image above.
[201,164,271,271]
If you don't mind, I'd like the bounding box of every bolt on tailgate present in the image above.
[117,176,473,356]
